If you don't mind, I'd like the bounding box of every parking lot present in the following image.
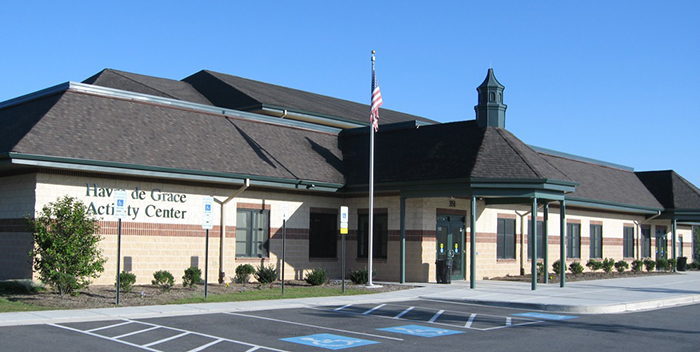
[7,300,577,351]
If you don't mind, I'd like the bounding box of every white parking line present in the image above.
[223,312,404,341]
[48,323,160,352]
[334,304,352,311]
[188,338,224,352]
[394,307,414,319]
[143,331,189,347]
[506,317,512,326]
[86,321,132,333]
[363,304,386,315]
[429,310,445,323]
[464,313,477,328]
[113,326,159,339]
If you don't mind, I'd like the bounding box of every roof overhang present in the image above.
[0,153,343,193]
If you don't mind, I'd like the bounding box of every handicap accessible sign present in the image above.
[378,325,464,337]
[281,333,378,350]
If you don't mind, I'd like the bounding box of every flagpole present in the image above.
[368,51,375,287]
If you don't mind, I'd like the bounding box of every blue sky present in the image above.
[2,1,699,185]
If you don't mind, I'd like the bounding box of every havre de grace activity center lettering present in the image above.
[85,183,188,220]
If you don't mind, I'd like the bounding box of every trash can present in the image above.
[677,257,687,271]
[436,260,448,284]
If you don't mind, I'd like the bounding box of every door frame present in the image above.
[436,214,466,280]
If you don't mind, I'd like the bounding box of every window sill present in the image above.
[310,257,338,262]
[496,259,517,263]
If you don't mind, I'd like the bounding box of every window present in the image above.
[357,213,387,259]
[527,220,544,259]
[497,218,516,259]
[641,227,651,257]
[236,209,269,258]
[309,212,337,258]
[590,224,603,259]
[567,223,581,259]
[623,227,634,258]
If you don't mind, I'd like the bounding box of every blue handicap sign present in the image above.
[205,204,211,211]
[512,312,578,320]
[281,334,379,350]
[378,325,464,337]
[117,199,124,207]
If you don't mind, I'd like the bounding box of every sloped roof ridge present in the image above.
[201,69,436,123]
[493,128,543,178]
[544,152,636,174]
[104,69,182,100]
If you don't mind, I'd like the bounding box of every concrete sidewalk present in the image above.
[1,271,699,327]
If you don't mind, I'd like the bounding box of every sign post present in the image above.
[340,206,348,293]
[281,203,289,296]
[202,196,214,299]
[113,190,128,305]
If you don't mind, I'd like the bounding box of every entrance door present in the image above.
[655,228,667,261]
[436,215,465,280]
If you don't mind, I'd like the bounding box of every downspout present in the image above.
[515,204,544,276]
[639,211,662,260]
[214,179,250,283]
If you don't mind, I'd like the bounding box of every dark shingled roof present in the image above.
[340,120,572,185]
[183,70,438,126]
[2,90,344,184]
[539,153,663,208]
[636,171,700,210]
[83,69,214,106]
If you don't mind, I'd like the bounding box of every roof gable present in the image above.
[637,171,700,210]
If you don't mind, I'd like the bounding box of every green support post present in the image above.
[470,196,477,289]
[400,196,406,283]
[672,218,677,273]
[531,197,538,291]
[560,200,566,287]
[544,203,549,284]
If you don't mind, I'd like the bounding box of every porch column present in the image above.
[400,196,406,283]
[560,199,566,287]
[543,203,549,284]
[531,197,538,291]
[470,196,477,289]
[672,218,677,272]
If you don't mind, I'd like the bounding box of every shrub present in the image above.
[586,259,603,272]
[254,264,277,284]
[26,196,106,297]
[643,259,656,272]
[656,258,669,272]
[568,261,584,275]
[304,268,328,286]
[116,271,136,293]
[536,262,545,276]
[0,280,45,294]
[668,258,677,271]
[614,260,629,273]
[631,259,643,272]
[602,258,615,274]
[552,260,562,276]
[182,266,202,288]
[152,270,175,291]
[349,267,376,285]
[233,264,256,284]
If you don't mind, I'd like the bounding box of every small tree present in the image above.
[26,196,106,298]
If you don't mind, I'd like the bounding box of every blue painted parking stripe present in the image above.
[512,312,578,320]
[281,334,379,350]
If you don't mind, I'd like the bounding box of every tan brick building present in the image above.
[1,68,697,287]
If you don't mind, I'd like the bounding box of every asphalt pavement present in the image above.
[2,271,699,327]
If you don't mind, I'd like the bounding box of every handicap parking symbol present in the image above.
[378,325,464,337]
[281,333,379,350]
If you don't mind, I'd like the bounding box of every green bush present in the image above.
[602,258,615,274]
[656,258,669,271]
[233,264,256,284]
[0,280,45,294]
[552,260,562,276]
[182,266,202,288]
[254,264,277,284]
[643,259,656,272]
[586,259,603,272]
[116,271,136,293]
[304,268,328,286]
[152,270,175,291]
[668,258,677,271]
[614,260,629,273]
[26,196,106,297]
[349,267,377,285]
[631,259,644,272]
[569,261,584,275]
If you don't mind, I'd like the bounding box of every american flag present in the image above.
[370,62,383,132]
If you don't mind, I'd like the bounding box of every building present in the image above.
[1,68,697,286]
